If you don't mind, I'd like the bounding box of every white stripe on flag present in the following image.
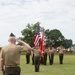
[34,34,41,46]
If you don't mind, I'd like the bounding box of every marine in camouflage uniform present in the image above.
[57,45,64,64]
[32,45,41,72]
[43,48,48,65]
[48,46,55,65]
[26,50,31,64]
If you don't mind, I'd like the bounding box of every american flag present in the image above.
[34,25,41,46]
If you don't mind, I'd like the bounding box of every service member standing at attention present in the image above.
[25,50,31,64]
[43,47,48,65]
[57,45,64,64]
[31,50,34,65]
[48,45,55,65]
[32,45,41,72]
[0,33,32,75]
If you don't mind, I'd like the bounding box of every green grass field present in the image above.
[0,54,75,75]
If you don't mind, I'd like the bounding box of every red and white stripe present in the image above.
[34,34,41,46]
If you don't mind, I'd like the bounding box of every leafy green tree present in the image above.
[19,22,73,48]
[45,29,65,48]
[20,22,40,47]
[62,39,72,48]
[45,29,51,47]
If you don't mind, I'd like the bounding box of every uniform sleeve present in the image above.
[17,45,30,52]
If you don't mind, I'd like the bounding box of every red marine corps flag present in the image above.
[40,27,45,57]
[34,25,41,47]
[34,26,45,57]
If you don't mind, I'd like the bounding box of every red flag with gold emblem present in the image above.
[40,27,44,57]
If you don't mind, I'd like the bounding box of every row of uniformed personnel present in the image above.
[30,45,64,66]
[44,45,64,65]
[24,44,65,73]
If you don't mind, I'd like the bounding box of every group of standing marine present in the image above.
[25,44,65,71]
[0,33,64,75]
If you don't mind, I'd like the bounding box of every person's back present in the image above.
[2,43,23,66]
[0,33,32,75]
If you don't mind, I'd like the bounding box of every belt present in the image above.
[5,65,19,67]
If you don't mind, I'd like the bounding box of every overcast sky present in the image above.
[0,0,75,46]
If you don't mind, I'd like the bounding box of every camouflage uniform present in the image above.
[31,51,34,65]
[43,48,48,65]
[57,45,64,64]
[33,47,41,72]
[26,50,31,64]
[48,46,55,65]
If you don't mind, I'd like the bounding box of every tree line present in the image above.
[19,22,72,49]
